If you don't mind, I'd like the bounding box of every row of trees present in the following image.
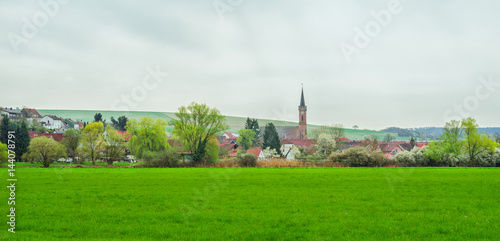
[393,118,500,167]
[93,113,128,131]
[22,122,127,167]
[0,103,230,167]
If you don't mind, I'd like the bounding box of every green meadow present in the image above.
[1,168,499,240]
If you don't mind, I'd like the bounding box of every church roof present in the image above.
[299,86,306,107]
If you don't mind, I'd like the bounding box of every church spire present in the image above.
[298,84,307,139]
[299,83,306,109]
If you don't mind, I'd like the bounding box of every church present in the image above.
[298,85,307,139]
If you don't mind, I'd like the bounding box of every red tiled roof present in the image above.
[223,132,239,139]
[167,139,183,149]
[336,138,351,142]
[416,142,429,148]
[246,147,262,157]
[379,142,413,153]
[32,133,64,142]
[379,143,400,153]
[23,108,42,118]
[229,149,238,157]
[115,131,131,141]
[281,138,316,147]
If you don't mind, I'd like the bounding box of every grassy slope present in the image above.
[38,109,396,140]
[2,168,498,240]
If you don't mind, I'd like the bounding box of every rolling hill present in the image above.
[37,109,397,141]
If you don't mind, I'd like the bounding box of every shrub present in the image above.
[393,151,415,167]
[328,152,343,163]
[262,147,280,159]
[328,147,376,167]
[237,153,258,167]
[411,147,430,166]
[141,149,181,167]
[474,148,500,167]
[449,154,470,167]
[305,153,324,163]
[257,158,309,168]
[202,138,219,164]
[371,152,394,167]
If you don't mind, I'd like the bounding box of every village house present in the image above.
[1,107,21,120]
[64,119,83,130]
[246,147,264,158]
[21,108,43,124]
[378,142,413,158]
[41,115,70,130]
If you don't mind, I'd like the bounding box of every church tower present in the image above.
[298,85,307,139]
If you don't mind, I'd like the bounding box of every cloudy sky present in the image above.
[1,0,499,130]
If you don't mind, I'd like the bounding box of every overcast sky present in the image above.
[1,0,499,130]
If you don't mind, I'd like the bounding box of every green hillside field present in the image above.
[2,168,498,240]
[37,109,397,141]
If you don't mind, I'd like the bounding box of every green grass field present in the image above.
[1,168,498,240]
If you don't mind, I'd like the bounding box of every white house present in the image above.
[246,147,265,159]
[281,144,297,160]
[41,115,69,130]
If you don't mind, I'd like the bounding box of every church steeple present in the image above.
[298,84,307,139]
[300,85,306,108]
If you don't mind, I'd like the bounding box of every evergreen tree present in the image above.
[0,116,9,144]
[111,117,118,127]
[117,116,128,131]
[94,113,104,123]
[245,117,261,146]
[263,123,282,156]
[251,119,260,137]
[15,121,30,162]
[410,137,416,148]
[245,117,252,130]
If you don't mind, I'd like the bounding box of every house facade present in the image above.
[41,115,70,130]
[21,108,43,124]
[1,108,21,120]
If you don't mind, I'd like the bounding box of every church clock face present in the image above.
[300,111,304,114]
